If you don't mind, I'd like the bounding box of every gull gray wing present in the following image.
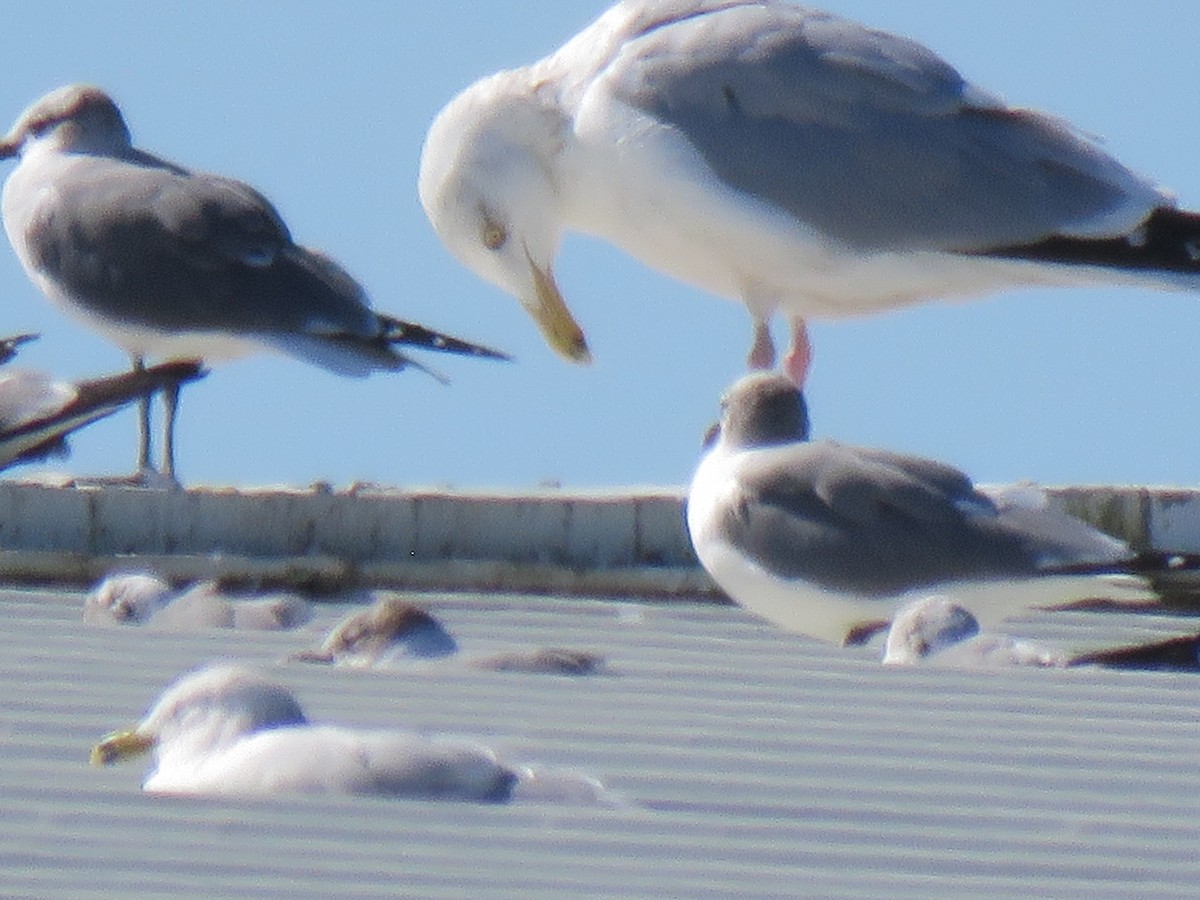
[719,440,1076,595]
[980,484,1133,568]
[603,1,1165,251]
[147,168,293,269]
[20,156,379,342]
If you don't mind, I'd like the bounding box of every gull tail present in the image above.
[379,315,510,362]
[0,333,38,367]
[1032,550,1200,613]
[986,207,1200,280]
[0,361,205,469]
[1072,633,1200,671]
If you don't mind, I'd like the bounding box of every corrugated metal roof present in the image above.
[4,577,1200,899]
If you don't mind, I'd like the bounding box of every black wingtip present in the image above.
[381,317,512,362]
[0,332,39,366]
[983,207,1200,275]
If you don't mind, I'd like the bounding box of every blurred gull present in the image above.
[882,596,1067,668]
[687,373,1159,645]
[421,0,1200,384]
[84,572,171,624]
[0,85,508,481]
[296,596,459,665]
[297,595,606,675]
[84,572,311,631]
[881,594,1200,671]
[92,663,614,804]
[0,359,202,472]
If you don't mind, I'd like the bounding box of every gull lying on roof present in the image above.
[687,373,1160,645]
[296,595,606,675]
[882,595,1200,671]
[882,596,1068,668]
[92,663,614,804]
[0,84,508,481]
[84,572,311,630]
[421,0,1200,385]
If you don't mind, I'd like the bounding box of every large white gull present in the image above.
[687,372,1161,645]
[92,663,613,804]
[420,0,1200,384]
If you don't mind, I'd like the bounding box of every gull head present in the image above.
[0,84,132,160]
[710,372,812,450]
[882,596,982,665]
[419,74,590,364]
[304,596,459,666]
[83,572,172,624]
[91,664,307,767]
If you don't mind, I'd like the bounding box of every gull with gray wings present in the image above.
[0,84,507,481]
[687,373,1166,645]
[422,0,1200,385]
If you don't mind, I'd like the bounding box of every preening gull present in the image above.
[92,663,614,803]
[0,84,508,481]
[421,0,1200,384]
[687,373,1159,645]
[84,573,311,630]
[296,595,606,675]
[0,360,202,471]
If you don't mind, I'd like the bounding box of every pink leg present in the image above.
[782,317,811,387]
[746,318,776,371]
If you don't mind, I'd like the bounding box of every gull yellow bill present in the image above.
[91,729,155,767]
[526,253,591,364]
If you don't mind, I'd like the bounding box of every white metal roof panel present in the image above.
[3,582,1200,899]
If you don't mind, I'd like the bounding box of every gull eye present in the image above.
[481,219,507,251]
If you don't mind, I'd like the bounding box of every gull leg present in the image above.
[160,379,181,485]
[746,317,776,371]
[132,355,154,476]
[782,316,812,388]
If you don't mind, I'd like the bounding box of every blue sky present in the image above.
[1,2,1199,490]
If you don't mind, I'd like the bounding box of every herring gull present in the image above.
[92,663,614,803]
[420,0,1200,385]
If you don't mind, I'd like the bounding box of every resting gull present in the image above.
[881,596,1068,668]
[0,84,508,480]
[421,0,1200,384]
[92,663,613,803]
[296,595,606,675]
[881,595,1200,671]
[84,573,311,630]
[687,372,1159,645]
